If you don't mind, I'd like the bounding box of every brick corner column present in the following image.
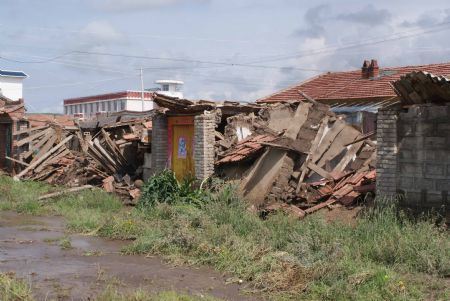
[376,107,399,198]
[151,113,168,175]
[194,112,216,180]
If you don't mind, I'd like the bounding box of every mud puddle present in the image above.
[0,211,258,300]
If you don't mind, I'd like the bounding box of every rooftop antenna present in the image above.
[140,68,144,111]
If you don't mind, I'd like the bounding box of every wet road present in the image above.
[0,211,258,300]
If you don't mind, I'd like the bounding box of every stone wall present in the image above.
[194,112,216,180]
[151,113,168,174]
[377,104,450,213]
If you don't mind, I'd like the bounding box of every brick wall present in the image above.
[151,113,168,174]
[194,112,216,180]
[376,108,399,197]
[377,104,450,213]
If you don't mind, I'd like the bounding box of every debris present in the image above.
[10,113,152,203]
[214,98,376,216]
[38,185,94,201]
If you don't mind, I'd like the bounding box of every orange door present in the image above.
[172,124,194,181]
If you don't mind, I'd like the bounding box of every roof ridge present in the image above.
[256,73,324,102]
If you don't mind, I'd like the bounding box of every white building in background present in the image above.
[63,80,184,117]
[63,91,154,117]
[150,80,184,98]
[0,69,28,101]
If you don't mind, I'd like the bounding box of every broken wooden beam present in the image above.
[5,156,29,167]
[38,185,94,201]
[14,135,74,181]
[304,198,337,214]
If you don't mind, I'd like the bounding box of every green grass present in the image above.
[0,175,449,301]
[0,273,33,301]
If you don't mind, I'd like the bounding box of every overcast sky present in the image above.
[1,0,450,113]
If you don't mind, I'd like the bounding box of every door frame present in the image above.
[167,115,195,170]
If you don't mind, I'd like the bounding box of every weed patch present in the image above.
[0,272,33,301]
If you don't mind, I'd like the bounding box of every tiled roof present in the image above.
[257,62,450,103]
[0,69,27,78]
[25,114,75,127]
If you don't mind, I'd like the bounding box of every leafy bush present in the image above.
[138,170,206,209]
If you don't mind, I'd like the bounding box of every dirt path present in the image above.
[0,211,258,300]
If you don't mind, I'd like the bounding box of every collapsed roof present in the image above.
[392,71,450,105]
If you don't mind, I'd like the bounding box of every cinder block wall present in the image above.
[194,113,216,180]
[397,105,450,210]
[377,104,450,212]
[151,113,168,174]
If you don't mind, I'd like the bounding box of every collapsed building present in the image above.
[10,111,152,203]
[4,62,449,220]
[151,94,376,217]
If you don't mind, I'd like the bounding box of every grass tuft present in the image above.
[0,272,33,301]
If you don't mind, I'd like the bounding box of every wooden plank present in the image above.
[304,198,337,214]
[333,141,364,173]
[34,148,70,173]
[296,116,329,193]
[13,125,48,136]
[14,135,74,181]
[101,129,128,166]
[307,162,332,180]
[5,156,29,167]
[94,138,120,169]
[343,131,375,146]
[22,129,53,159]
[310,119,346,164]
[315,125,361,169]
[31,135,57,163]
[86,141,115,172]
[15,129,48,147]
[38,185,93,201]
[298,90,318,105]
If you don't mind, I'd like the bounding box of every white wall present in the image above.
[0,77,23,101]
[126,99,154,111]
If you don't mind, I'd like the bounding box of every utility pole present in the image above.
[140,68,144,111]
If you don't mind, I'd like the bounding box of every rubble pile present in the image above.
[12,115,152,203]
[215,101,376,218]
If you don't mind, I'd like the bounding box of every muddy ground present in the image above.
[0,211,258,300]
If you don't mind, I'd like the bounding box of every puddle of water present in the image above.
[0,211,259,300]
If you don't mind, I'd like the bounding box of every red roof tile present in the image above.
[216,135,276,164]
[26,114,75,127]
[257,61,450,103]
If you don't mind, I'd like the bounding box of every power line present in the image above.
[25,74,138,90]
[0,52,74,64]
[71,51,330,72]
[245,22,450,64]
[0,51,330,72]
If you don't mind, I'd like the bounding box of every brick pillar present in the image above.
[194,112,216,180]
[151,113,168,175]
[376,108,399,197]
